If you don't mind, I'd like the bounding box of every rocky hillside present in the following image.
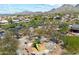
[18,4,79,15]
[48,4,79,14]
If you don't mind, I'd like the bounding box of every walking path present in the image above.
[17,36,28,55]
[51,44,63,55]
[17,36,64,55]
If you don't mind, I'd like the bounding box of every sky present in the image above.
[0,4,62,14]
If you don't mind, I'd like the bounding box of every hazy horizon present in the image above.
[0,4,62,14]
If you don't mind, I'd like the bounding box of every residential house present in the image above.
[24,18,31,23]
[12,19,20,23]
[69,24,79,35]
[53,15,61,20]
[0,20,8,25]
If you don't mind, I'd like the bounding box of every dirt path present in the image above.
[17,36,64,55]
[51,44,63,55]
[17,36,28,55]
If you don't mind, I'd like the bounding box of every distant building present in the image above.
[12,19,20,23]
[0,20,8,24]
[53,15,61,20]
[69,24,79,35]
[24,19,31,23]
[61,14,70,21]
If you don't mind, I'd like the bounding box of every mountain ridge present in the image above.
[1,4,79,15]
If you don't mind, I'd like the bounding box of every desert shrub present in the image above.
[0,31,18,55]
[61,35,79,54]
